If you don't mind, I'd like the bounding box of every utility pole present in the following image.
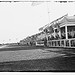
[46,2,50,23]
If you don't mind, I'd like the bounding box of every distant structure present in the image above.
[19,14,75,48]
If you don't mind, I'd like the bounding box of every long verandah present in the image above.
[47,24,75,48]
[47,38,75,48]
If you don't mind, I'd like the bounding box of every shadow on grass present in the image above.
[0,45,47,51]
[0,56,75,72]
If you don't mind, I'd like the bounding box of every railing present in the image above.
[47,38,75,48]
[36,41,44,46]
[35,38,75,48]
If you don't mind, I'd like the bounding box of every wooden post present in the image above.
[64,40,66,47]
[59,28,61,39]
[69,39,71,47]
[54,29,56,38]
[50,41,51,46]
[60,40,61,47]
[65,26,68,39]
[65,26,68,47]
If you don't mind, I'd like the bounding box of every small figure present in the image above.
[44,37,47,47]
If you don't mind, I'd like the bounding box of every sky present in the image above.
[0,0,75,44]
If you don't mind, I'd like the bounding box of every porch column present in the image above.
[69,39,71,47]
[65,26,68,39]
[59,29,61,39]
[54,29,56,38]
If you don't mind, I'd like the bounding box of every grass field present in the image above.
[0,56,75,71]
[0,45,75,71]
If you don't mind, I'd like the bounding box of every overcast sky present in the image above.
[0,0,75,43]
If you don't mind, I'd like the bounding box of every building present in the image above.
[19,32,44,46]
[19,14,75,47]
[39,14,75,47]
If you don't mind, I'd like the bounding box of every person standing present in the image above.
[44,37,47,47]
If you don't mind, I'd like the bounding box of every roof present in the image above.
[49,15,75,28]
[65,16,75,22]
[39,14,68,31]
[58,16,75,24]
[39,14,75,31]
